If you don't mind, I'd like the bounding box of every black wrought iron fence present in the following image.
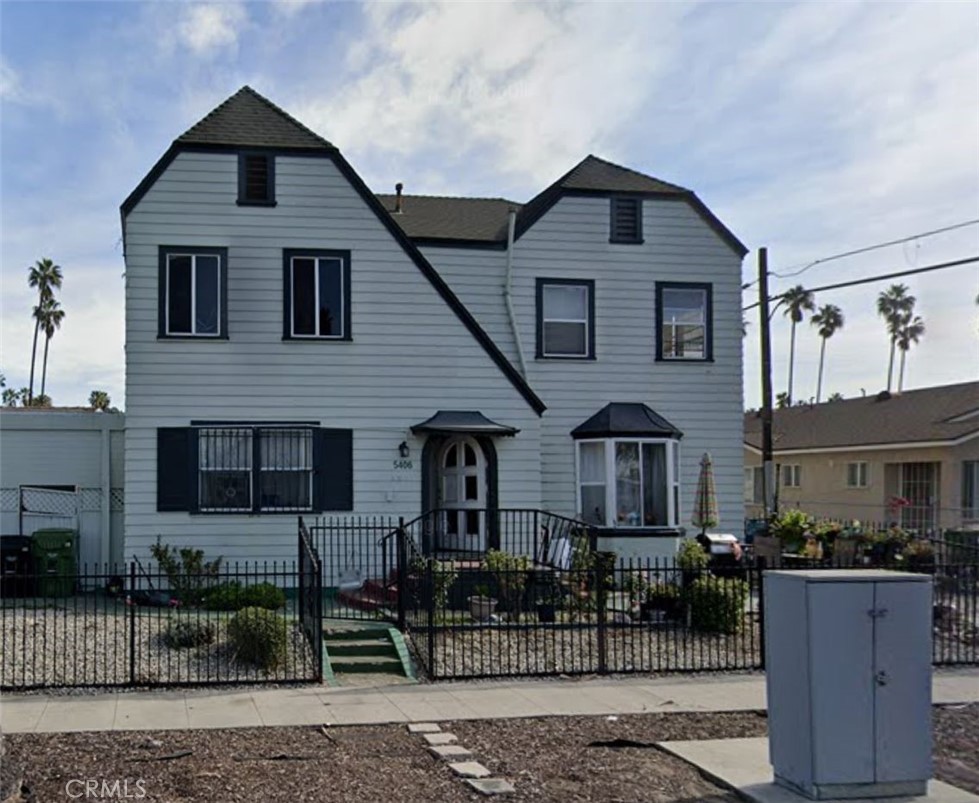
[404,554,978,680]
[1,560,321,691]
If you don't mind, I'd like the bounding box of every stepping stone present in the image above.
[466,778,515,796]
[429,744,472,760]
[449,761,491,779]
[408,723,441,733]
[423,732,457,746]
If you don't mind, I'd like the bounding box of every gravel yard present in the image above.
[3,706,976,802]
[0,608,315,689]
[425,621,763,678]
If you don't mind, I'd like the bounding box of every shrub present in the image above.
[676,539,709,570]
[150,540,222,605]
[483,549,532,619]
[162,617,216,649]
[688,576,748,634]
[227,607,288,670]
[203,582,286,611]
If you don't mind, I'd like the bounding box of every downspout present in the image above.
[504,208,528,378]
[100,417,111,566]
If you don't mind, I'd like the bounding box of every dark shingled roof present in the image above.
[572,402,684,439]
[744,382,979,451]
[378,155,746,255]
[410,410,519,436]
[375,195,519,242]
[176,86,334,151]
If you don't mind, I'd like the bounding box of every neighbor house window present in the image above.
[158,247,227,338]
[846,461,869,488]
[657,282,712,361]
[964,460,979,520]
[610,197,643,243]
[744,466,764,504]
[781,464,802,488]
[238,152,275,206]
[536,279,595,358]
[284,250,351,340]
[576,438,679,528]
[199,427,313,513]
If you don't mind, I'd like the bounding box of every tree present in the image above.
[776,391,791,409]
[89,390,112,411]
[810,304,844,404]
[896,315,925,392]
[38,297,65,401]
[876,283,915,392]
[828,392,845,402]
[781,285,815,404]
[26,258,63,404]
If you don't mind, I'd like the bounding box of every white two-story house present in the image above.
[121,87,747,566]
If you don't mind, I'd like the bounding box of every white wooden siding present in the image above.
[425,195,745,536]
[124,152,540,563]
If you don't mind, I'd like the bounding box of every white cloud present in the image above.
[177,3,248,55]
[295,1,692,189]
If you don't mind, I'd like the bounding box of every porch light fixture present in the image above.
[398,441,410,458]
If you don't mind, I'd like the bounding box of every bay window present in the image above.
[576,438,680,528]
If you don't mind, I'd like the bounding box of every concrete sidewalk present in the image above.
[2,669,976,735]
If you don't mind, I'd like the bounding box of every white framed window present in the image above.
[846,461,869,488]
[744,466,764,504]
[781,464,802,488]
[657,283,711,361]
[537,279,594,358]
[285,250,351,340]
[161,248,225,337]
[198,426,314,513]
[576,438,680,528]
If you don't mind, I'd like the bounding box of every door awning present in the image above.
[410,410,520,436]
[571,402,683,439]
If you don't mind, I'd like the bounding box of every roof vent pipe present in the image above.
[395,182,404,214]
[504,207,528,378]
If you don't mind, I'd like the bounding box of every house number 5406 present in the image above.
[393,459,413,470]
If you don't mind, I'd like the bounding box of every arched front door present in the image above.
[438,436,486,552]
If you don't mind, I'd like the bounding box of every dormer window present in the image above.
[610,197,642,244]
[238,152,275,206]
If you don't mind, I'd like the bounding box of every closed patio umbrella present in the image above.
[692,452,719,536]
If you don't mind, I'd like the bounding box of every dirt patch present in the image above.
[4,706,977,802]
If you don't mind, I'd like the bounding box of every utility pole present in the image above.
[758,247,775,522]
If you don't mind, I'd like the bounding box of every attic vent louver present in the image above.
[610,197,642,243]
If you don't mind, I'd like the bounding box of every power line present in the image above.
[743,255,978,312]
[742,219,979,289]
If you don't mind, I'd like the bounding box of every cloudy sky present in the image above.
[1,0,977,410]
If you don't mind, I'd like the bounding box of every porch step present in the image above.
[322,624,415,679]
[325,637,395,657]
[327,654,405,674]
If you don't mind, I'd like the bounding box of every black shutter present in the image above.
[611,197,642,243]
[314,428,353,511]
[158,428,193,511]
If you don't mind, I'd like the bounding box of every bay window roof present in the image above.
[571,402,683,440]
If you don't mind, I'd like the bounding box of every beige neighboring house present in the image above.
[744,382,979,533]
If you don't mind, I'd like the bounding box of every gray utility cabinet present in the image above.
[764,570,932,800]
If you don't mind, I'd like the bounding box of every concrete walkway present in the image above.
[2,669,976,735]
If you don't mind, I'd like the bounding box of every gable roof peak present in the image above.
[176,85,335,151]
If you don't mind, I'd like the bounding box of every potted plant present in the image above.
[901,538,935,574]
[468,583,498,621]
[621,570,650,618]
[482,549,532,621]
[643,581,682,621]
[769,509,813,555]
[534,579,563,623]
[676,539,709,589]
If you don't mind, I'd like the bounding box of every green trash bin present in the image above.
[30,529,76,597]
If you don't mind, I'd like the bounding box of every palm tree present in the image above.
[781,285,815,404]
[810,304,844,403]
[776,391,791,409]
[89,390,111,411]
[876,284,915,392]
[26,258,63,404]
[38,297,65,401]
[896,315,925,392]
